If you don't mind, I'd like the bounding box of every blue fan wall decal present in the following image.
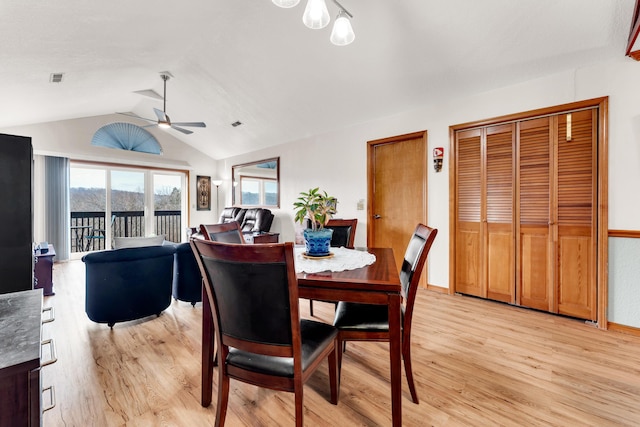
[91,122,163,155]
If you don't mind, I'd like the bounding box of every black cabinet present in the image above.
[0,134,33,295]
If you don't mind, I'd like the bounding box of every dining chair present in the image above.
[309,218,358,317]
[332,223,437,404]
[199,222,245,243]
[191,239,339,427]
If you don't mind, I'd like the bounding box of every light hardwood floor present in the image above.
[41,259,640,426]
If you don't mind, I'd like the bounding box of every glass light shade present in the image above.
[212,180,223,187]
[330,11,355,46]
[302,0,330,29]
[272,0,300,8]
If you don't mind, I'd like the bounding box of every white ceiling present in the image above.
[0,0,633,160]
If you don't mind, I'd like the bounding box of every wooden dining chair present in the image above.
[191,239,339,427]
[332,223,437,404]
[309,218,358,316]
[199,222,245,243]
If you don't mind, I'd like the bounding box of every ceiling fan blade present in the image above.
[171,125,193,135]
[153,108,167,122]
[116,112,156,123]
[142,124,158,129]
[171,121,206,128]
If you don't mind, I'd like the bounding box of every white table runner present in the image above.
[294,246,376,274]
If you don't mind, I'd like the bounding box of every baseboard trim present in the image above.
[426,284,448,294]
[607,322,640,337]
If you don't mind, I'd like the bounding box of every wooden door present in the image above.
[368,132,427,284]
[454,125,514,301]
[454,129,483,297]
[485,124,515,303]
[517,117,553,311]
[555,110,597,321]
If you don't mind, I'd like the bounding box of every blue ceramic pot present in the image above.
[303,228,334,256]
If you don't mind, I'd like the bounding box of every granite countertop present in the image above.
[0,289,42,373]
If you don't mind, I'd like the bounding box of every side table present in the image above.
[247,232,280,244]
[34,244,56,296]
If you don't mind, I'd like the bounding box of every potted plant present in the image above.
[293,187,337,256]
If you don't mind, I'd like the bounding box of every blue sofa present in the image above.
[172,242,202,306]
[82,245,176,327]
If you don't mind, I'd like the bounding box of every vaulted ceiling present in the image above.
[0,0,633,160]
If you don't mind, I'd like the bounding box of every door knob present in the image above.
[373,214,382,219]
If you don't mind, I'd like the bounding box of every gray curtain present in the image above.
[45,156,70,260]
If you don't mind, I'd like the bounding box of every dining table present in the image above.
[200,246,403,427]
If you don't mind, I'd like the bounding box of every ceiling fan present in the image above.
[118,72,206,135]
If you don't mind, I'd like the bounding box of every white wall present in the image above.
[0,114,221,239]
[222,56,640,328]
[3,56,640,327]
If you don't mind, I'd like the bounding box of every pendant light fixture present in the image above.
[272,0,300,7]
[329,9,354,46]
[302,0,330,29]
[273,0,354,46]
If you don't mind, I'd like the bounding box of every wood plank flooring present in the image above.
[41,259,640,426]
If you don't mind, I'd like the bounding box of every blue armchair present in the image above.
[172,242,202,306]
[82,245,176,327]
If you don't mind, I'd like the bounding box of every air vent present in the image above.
[231,121,242,127]
[50,73,64,83]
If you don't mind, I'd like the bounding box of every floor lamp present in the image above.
[212,180,223,217]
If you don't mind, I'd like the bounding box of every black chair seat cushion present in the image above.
[334,301,404,331]
[226,319,337,378]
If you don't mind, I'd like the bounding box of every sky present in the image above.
[70,168,181,193]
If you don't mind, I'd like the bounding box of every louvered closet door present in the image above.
[555,110,597,321]
[455,129,483,297]
[485,124,514,303]
[518,117,553,311]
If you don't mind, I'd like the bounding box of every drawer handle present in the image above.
[42,306,55,324]
[41,339,58,367]
[42,385,56,412]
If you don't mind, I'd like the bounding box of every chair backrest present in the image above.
[400,224,437,327]
[191,240,300,358]
[218,207,241,224]
[326,219,357,248]
[199,222,245,243]
[240,208,274,233]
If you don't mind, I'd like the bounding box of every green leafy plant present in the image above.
[293,187,337,231]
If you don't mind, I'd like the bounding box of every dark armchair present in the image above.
[82,245,176,327]
[191,240,339,426]
[217,207,274,234]
[238,208,274,233]
[172,242,202,306]
[218,207,242,224]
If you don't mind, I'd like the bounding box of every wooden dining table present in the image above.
[200,247,403,427]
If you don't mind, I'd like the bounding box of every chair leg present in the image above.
[402,338,419,404]
[336,336,344,382]
[328,343,339,404]
[309,299,315,317]
[215,368,230,427]
[294,384,304,427]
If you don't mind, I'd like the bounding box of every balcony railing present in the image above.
[70,210,181,253]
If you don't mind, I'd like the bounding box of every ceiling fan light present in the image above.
[330,10,355,46]
[272,0,300,7]
[158,121,171,129]
[302,0,330,29]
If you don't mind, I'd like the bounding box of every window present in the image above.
[70,163,187,254]
[240,176,277,206]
